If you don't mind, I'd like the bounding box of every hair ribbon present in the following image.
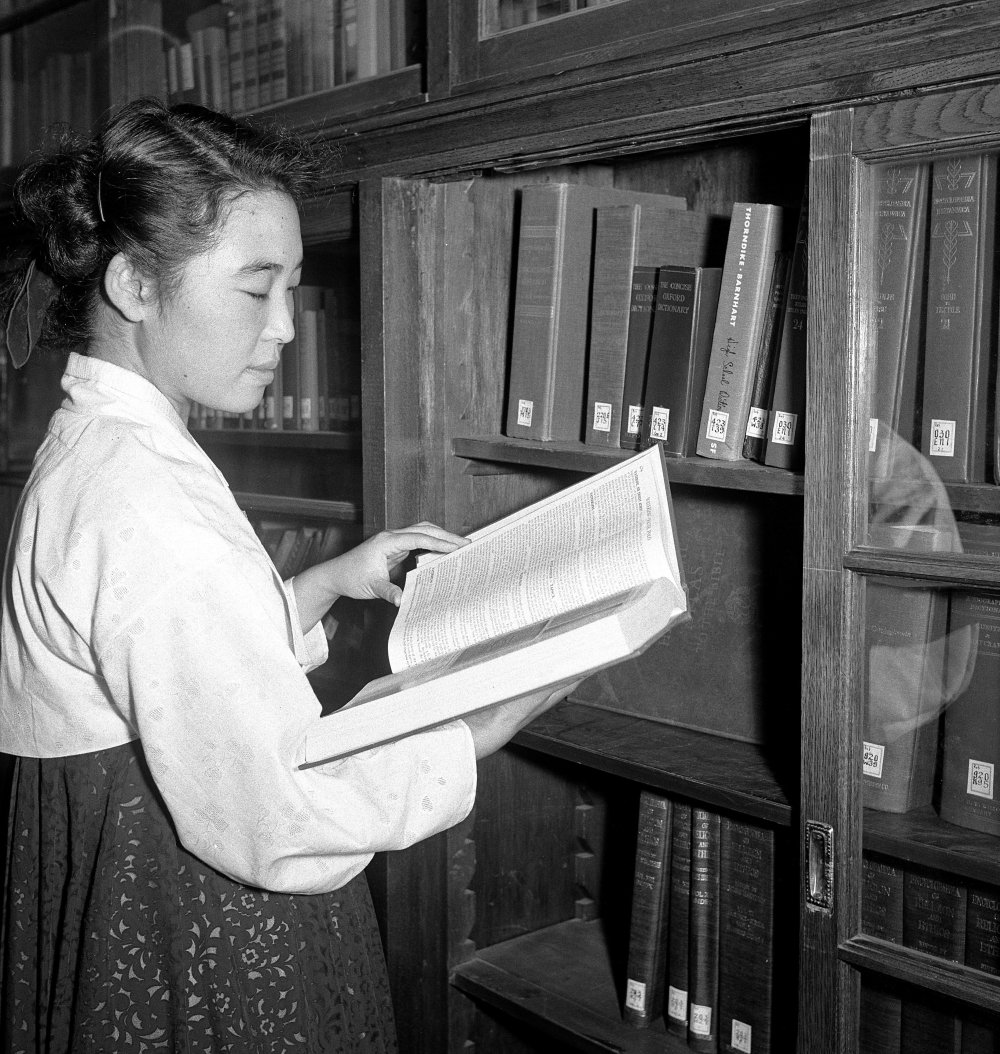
[2,260,57,369]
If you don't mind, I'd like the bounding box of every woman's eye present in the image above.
[245,291,268,301]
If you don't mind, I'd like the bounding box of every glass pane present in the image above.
[858,967,999,1054]
[862,578,1000,969]
[866,151,1000,537]
[483,0,626,36]
[863,579,1000,823]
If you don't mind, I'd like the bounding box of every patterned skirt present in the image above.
[1,741,398,1054]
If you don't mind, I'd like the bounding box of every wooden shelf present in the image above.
[839,935,1000,1015]
[451,436,804,495]
[451,918,686,1054]
[192,428,361,452]
[232,492,360,521]
[864,805,1000,886]
[514,701,794,827]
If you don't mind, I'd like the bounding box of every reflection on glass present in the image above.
[485,0,622,34]
[860,854,1000,1051]
[863,430,972,816]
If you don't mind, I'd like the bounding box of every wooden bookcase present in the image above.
[5,2,1000,1053]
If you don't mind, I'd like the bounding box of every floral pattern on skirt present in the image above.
[1,741,398,1054]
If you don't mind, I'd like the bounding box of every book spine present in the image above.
[742,250,790,462]
[696,203,785,461]
[863,522,951,814]
[868,162,930,468]
[921,153,997,483]
[282,287,302,429]
[859,855,903,1054]
[763,191,809,471]
[718,816,776,1054]
[666,801,692,1037]
[901,868,967,1053]
[963,883,1000,1053]
[688,807,721,1053]
[616,265,660,450]
[641,265,698,456]
[584,204,641,448]
[506,185,587,441]
[939,588,1000,835]
[622,791,673,1028]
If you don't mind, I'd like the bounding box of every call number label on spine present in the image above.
[705,409,729,442]
[929,418,955,457]
[863,741,885,779]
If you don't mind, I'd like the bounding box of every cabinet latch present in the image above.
[805,819,834,913]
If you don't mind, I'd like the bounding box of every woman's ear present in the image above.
[103,253,155,323]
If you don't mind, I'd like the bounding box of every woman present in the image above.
[0,99,570,1053]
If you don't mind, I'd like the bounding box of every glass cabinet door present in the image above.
[857,147,1000,1049]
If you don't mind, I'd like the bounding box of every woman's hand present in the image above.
[290,522,468,631]
[462,679,583,760]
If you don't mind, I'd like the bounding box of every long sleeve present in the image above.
[86,507,476,894]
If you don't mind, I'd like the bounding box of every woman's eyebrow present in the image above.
[235,258,304,277]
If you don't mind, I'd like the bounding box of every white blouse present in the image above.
[0,352,476,894]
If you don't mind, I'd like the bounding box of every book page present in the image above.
[388,447,681,671]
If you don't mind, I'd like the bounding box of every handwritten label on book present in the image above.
[516,399,534,428]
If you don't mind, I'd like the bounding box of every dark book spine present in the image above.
[585,205,641,448]
[696,202,785,461]
[901,868,967,1053]
[859,855,903,1054]
[688,807,721,1053]
[718,816,776,1054]
[763,191,809,471]
[963,884,1000,1053]
[622,791,673,1027]
[869,162,930,469]
[666,802,692,1037]
[940,588,1000,835]
[742,250,790,462]
[863,523,950,814]
[920,153,997,483]
[642,266,723,458]
[617,265,661,450]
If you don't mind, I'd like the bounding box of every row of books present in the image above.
[869,152,1000,486]
[503,182,810,473]
[863,520,1000,840]
[861,853,999,1053]
[0,0,414,168]
[621,791,791,1053]
[251,514,358,577]
[190,283,361,433]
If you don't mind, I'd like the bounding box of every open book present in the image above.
[300,445,689,767]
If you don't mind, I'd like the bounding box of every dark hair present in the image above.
[7,98,320,349]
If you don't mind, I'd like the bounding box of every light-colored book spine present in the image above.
[696,202,786,461]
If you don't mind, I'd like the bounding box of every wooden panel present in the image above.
[839,935,1000,1014]
[315,3,1000,187]
[798,110,868,1054]
[853,81,1000,158]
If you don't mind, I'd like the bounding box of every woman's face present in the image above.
[140,188,303,420]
